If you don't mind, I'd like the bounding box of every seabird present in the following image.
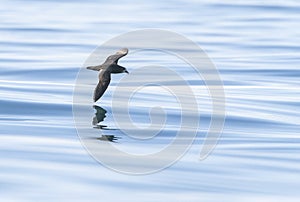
[87,48,129,102]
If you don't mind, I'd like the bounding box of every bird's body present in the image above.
[87,48,129,102]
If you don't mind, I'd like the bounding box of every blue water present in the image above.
[1,0,300,201]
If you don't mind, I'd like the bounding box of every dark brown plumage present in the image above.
[87,48,129,71]
[87,48,129,102]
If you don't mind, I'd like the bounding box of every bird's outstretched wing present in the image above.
[86,48,128,71]
[104,48,128,64]
[93,71,111,102]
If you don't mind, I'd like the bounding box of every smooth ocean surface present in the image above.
[1,0,300,201]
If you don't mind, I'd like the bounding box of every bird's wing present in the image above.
[93,70,111,102]
[87,48,128,71]
[105,48,128,64]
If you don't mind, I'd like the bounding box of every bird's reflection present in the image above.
[92,105,120,142]
[93,105,107,129]
[97,135,119,142]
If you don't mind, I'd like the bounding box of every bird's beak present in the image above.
[124,70,129,74]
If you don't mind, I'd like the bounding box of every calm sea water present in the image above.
[1,0,300,201]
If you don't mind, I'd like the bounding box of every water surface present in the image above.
[1,0,300,201]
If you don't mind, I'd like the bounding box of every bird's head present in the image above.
[109,65,129,74]
[122,68,129,74]
[107,63,129,74]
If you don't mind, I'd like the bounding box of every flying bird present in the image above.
[87,48,129,102]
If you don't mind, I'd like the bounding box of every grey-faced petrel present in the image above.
[87,48,129,102]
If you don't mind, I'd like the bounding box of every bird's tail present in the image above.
[86,65,103,71]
